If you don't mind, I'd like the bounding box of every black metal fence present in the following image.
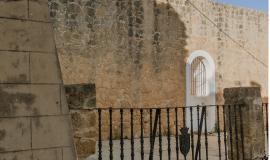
[77,104,268,160]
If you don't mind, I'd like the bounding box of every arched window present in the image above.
[191,57,206,96]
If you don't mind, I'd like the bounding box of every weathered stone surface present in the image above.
[61,86,70,114]
[29,0,50,21]
[64,84,97,158]
[0,85,36,117]
[0,51,29,83]
[0,118,31,152]
[223,87,265,160]
[30,84,61,115]
[50,0,268,110]
[0,150,33,160]
[0,0,28,19]
[0,84,61,117]
[30,53,61,83]
[74,138,96,158]
[63,147,77,160]
[32,148,62,160]
[31,115,73,149]
[64,84,96,109]
[0,19,55,52]
[0,0,76,159]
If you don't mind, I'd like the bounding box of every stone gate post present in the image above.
[223,87,265,160]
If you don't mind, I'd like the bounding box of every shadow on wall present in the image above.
[124,0,189,107]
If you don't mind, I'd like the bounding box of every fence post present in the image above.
[223,87,265,160]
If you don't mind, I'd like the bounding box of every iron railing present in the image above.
[71,103,268,160]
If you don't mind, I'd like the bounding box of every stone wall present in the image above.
[49,0,267,108]
[64,84,97,159]
[0,1,76,159]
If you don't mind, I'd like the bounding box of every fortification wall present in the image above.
[50,0,268,107]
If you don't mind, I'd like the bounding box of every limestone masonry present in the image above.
[49,0,268,108]
[0,0,76,159]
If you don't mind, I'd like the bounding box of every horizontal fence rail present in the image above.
[71,104,268,160]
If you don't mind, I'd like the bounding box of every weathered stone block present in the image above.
[74,138,96,158]
[29,0,50,21]
[32,148,62,160]
[0,150,32,160]
[0,51,29,83]
[0,118,31,152]
[0,19,55,52]
[0,85,35,117]
[0,0,27,19]
[64,84,96,109]
[0,84,61,117]
[30,53,61,83]
[31,115,73,149]
[30,84,61,115]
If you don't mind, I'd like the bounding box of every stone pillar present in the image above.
[0,1,76,159]
[223,87,265,160]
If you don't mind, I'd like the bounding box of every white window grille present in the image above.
[191,57,207,96]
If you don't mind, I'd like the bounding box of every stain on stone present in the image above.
[64,84,96,109]
[152,2,188,73]
[0,147,5,152]
[0,86,36,116]
[7,74,28,83]
[250,81,261,87]
[12,156,18,160]
[0,129,6,141]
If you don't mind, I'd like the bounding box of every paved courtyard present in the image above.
[87,133,268,160]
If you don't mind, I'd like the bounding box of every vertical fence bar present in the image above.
[238,105,245,160]
[159,110,162,160]
[109,108,113,160]
[196,106,201,159]
[120,109,124,160]
[140,109,144,160]
[149,109,160,160]
[130,109,134,160]
[190,107,195,160]
[182,107,186,127]
[233,105,239,160]
[175,108,179,160]
[223,105,228,160]
[167,108,171,160]
[98,109,102,160]
[266,103,268,146]
[150,109,153,144]
[228,105,234,160]
[204,106,209,160]
[216,105,222,160]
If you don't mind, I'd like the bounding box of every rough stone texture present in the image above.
[65,84,96,109]
[64,84,97,159]
[49,0,268,109]
[0,0,76,159]
[223,87,265,160]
